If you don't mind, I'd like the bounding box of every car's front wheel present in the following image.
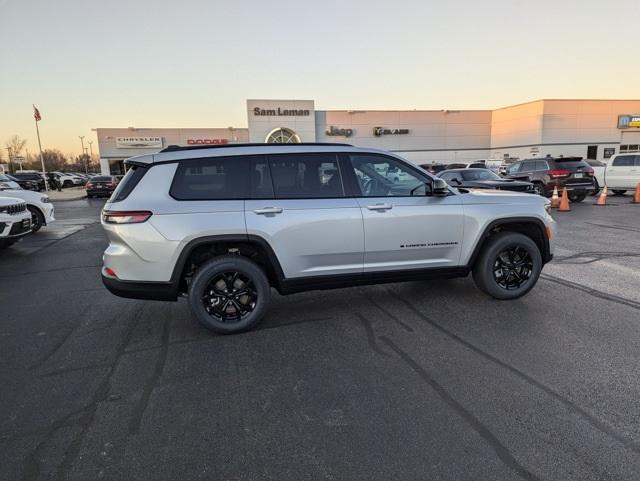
[28,206,44,233]
[189,255,270,334]
[472,232,542,300]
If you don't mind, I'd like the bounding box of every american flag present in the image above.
[33,105,41,122]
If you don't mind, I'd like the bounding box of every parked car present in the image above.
[10,172,46,191]
[604,153,640,195]
[0,174,22,190]
[502,157,595,202]
[0,197,32,248]
[0,186,55,233]
[418,163,448,174]
[100,143,555,334]
[52,172,84,187]
[584,159,606,195]
[86,176,119,198]
[437,168,534,193]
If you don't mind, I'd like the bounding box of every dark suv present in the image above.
[502,157,595,202]
[10,172,45,191]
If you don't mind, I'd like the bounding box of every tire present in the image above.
[472,232,542,300]
[63,180,72,188]
[568,191,586,203]
[189,255,270,334]
[612,189,626,196]
[87,194,93,198]
[590,180,600,196]
[532,182,546,196]
[27,206,44,233]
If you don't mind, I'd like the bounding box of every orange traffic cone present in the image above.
[550,186,560,208]
[632,182,640,204]
[558,187,571,212]
[595,185,608,206]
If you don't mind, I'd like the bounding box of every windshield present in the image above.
[461,170,501,181]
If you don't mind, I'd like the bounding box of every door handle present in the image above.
[366,203,392,211]
[253,207,283,215]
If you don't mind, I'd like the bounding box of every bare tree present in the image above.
[5,135,27,160]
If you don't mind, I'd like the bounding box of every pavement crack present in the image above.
[128,315,171,435]
[355,313,391,357]
[379,336,542,481]
[384,287,640,456]
[552,251,640,265]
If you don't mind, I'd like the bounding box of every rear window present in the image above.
[110,166,147,202]
[552,158,589,169]
[92,176,112,182]
[170,156,249,200]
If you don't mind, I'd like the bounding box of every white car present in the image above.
[584,159,606,194]
[604,154,640,194]
[0,174,22,190]
[52,172,84,187]
[0,187,55,232]
[0,197,32,248]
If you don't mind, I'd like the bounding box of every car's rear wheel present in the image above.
[532,182,545,196]
[590,180,600,196]
[27,206,44,233]
[568,191,586,202]
[189,255,270,334]
[612,189,626,196]
[472,232,542,300]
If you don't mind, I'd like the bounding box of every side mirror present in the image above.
[432,178,449,196]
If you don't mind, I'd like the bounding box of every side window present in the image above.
[440,172,456,183]
[170,156,248,200]
[535,160,549,171]
[506,163,521,174]
[349,154,429,197]
[250,157,274,199]
[110,165,147,202]
[268,153,344,199]
[612,155,635,167]
[635,155,640,166]
[520,160,536,171]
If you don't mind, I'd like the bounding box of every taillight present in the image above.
[102,210,152,224]
[104,267,117,278]
[549,169,570,178]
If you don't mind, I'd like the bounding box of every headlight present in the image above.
[41,196,51,203]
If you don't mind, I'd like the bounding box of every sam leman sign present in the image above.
[253,107,310,116]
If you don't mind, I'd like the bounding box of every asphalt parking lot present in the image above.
[1,197,640,481]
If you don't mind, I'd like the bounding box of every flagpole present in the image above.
[33,106,48,192]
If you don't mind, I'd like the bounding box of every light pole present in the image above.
[79,136,87,173]
[88,141,94,172]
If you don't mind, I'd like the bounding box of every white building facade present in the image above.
[96,98,640,175]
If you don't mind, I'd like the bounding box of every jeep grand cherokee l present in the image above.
[101,143,556,334]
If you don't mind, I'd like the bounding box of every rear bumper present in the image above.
[101,270,178,301]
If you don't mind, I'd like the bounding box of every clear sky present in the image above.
[1,0,638,156]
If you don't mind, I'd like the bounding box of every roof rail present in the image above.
[159,142,353,153]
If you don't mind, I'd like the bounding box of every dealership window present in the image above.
[620,144,640,153]
[265,127,301,144]
[268,153,344,198]
[587,145,597,160]
[170,156,248,200]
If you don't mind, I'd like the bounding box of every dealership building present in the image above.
[96,98,640,175]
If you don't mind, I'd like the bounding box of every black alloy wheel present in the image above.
[202,271,257,323]
[532,183,545,196]
[28,206,44,233]
[492,246,533,290]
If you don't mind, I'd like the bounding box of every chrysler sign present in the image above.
[373,127,409,136]
[116,137,163,148]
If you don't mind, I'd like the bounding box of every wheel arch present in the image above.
[466,217,551,268]
[26,204,47,226]
[170,234,285,294]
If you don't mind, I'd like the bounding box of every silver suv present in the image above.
[101,144,556,333]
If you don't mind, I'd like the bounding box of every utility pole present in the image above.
[79,135,87,173]
[88,141,94,172]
